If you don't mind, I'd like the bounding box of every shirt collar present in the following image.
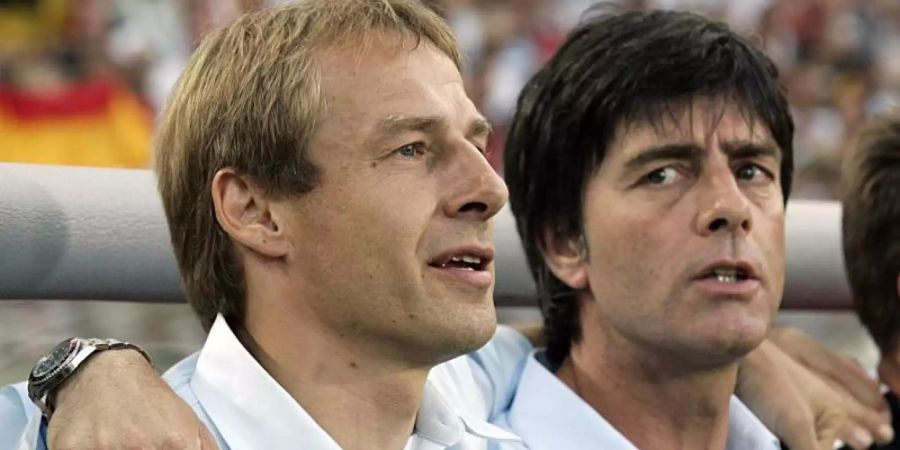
[413,378,520,448]
[505,351,779,450]
[190,315,343,449]
[726,395,781,450]
[190,314,519,450]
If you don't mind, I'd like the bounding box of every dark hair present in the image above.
[504,8,795,366]
[842,112,900,353]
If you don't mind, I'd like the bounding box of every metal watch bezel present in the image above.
[29,338,81,384]
[27,337,101,419]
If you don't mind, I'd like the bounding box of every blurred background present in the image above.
[1,0,895,384]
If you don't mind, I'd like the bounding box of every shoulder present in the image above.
[162,352,205,417]
[470,325,534,367]
[163,351,200,391]
[161,352,228,447]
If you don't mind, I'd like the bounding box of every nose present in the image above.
[694,164,753,236]
[444,144,509,221]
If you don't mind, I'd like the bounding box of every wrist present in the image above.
[54,349,154,412]
[29,338,153,420]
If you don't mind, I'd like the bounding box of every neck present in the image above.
[238,292,429,450]
[559,316,737,450]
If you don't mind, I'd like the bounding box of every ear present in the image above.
[537,228,590,291]
[211,168,290,259]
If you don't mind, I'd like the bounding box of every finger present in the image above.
[815,406,845,450]
[837,421,875,450]
[838,388,894,444]
[780,422,820,450]
[775,405,823,450]
[823,359,886,412]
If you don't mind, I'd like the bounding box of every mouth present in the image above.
[427,247,494,289]
[428,248,493,271]
[689,260,762,299]
[694,261,758,283]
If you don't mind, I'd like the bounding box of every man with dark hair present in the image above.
[492,8,859,449]
[506,8,791,372]
[841,111,900,449]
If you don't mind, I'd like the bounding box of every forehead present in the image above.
[611,99,775,155]
[313,34,475,137]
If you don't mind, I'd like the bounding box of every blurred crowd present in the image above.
[1,0,898,198]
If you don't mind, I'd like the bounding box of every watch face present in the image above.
[32,339,78,380]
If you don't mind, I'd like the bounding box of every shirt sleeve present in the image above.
[466,325,534,420]
[0,382,47,450]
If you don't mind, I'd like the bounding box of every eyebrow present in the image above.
[375,115,493,139]
[468,117,493,138]
[623,140,782,173]
[720,140,781,162]
[624,143,703,173]
[377,115,442,135]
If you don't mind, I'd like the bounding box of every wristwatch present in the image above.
[27,337,152,419]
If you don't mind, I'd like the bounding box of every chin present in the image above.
[675,315,768,368]
[426,305,498,363]
[712,303,771,345]
[704,325,769,362]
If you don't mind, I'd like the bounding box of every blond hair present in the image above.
[155,0,460,330]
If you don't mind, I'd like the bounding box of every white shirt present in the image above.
[491,350,781,450]
[159,314,523,450]
[0,318,530,450]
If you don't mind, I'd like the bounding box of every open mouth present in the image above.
[428,253,490,271]
[697,263,756,284]
[426,248,494,290]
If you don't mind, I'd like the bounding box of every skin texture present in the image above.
[581,104,784,365]
[543,100,786,450]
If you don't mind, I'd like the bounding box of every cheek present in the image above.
[766,217,786,298]
[757,208,786,283]
[585,215,673,301]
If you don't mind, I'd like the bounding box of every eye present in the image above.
[735,164,771,182]
[395,142,425,159]
[645,166,681,186]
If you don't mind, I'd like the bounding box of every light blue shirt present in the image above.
[490,350,781,450]
[0,320,778,450]
[0,381,45,450]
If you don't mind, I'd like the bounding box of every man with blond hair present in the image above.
[3,1,525,449]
